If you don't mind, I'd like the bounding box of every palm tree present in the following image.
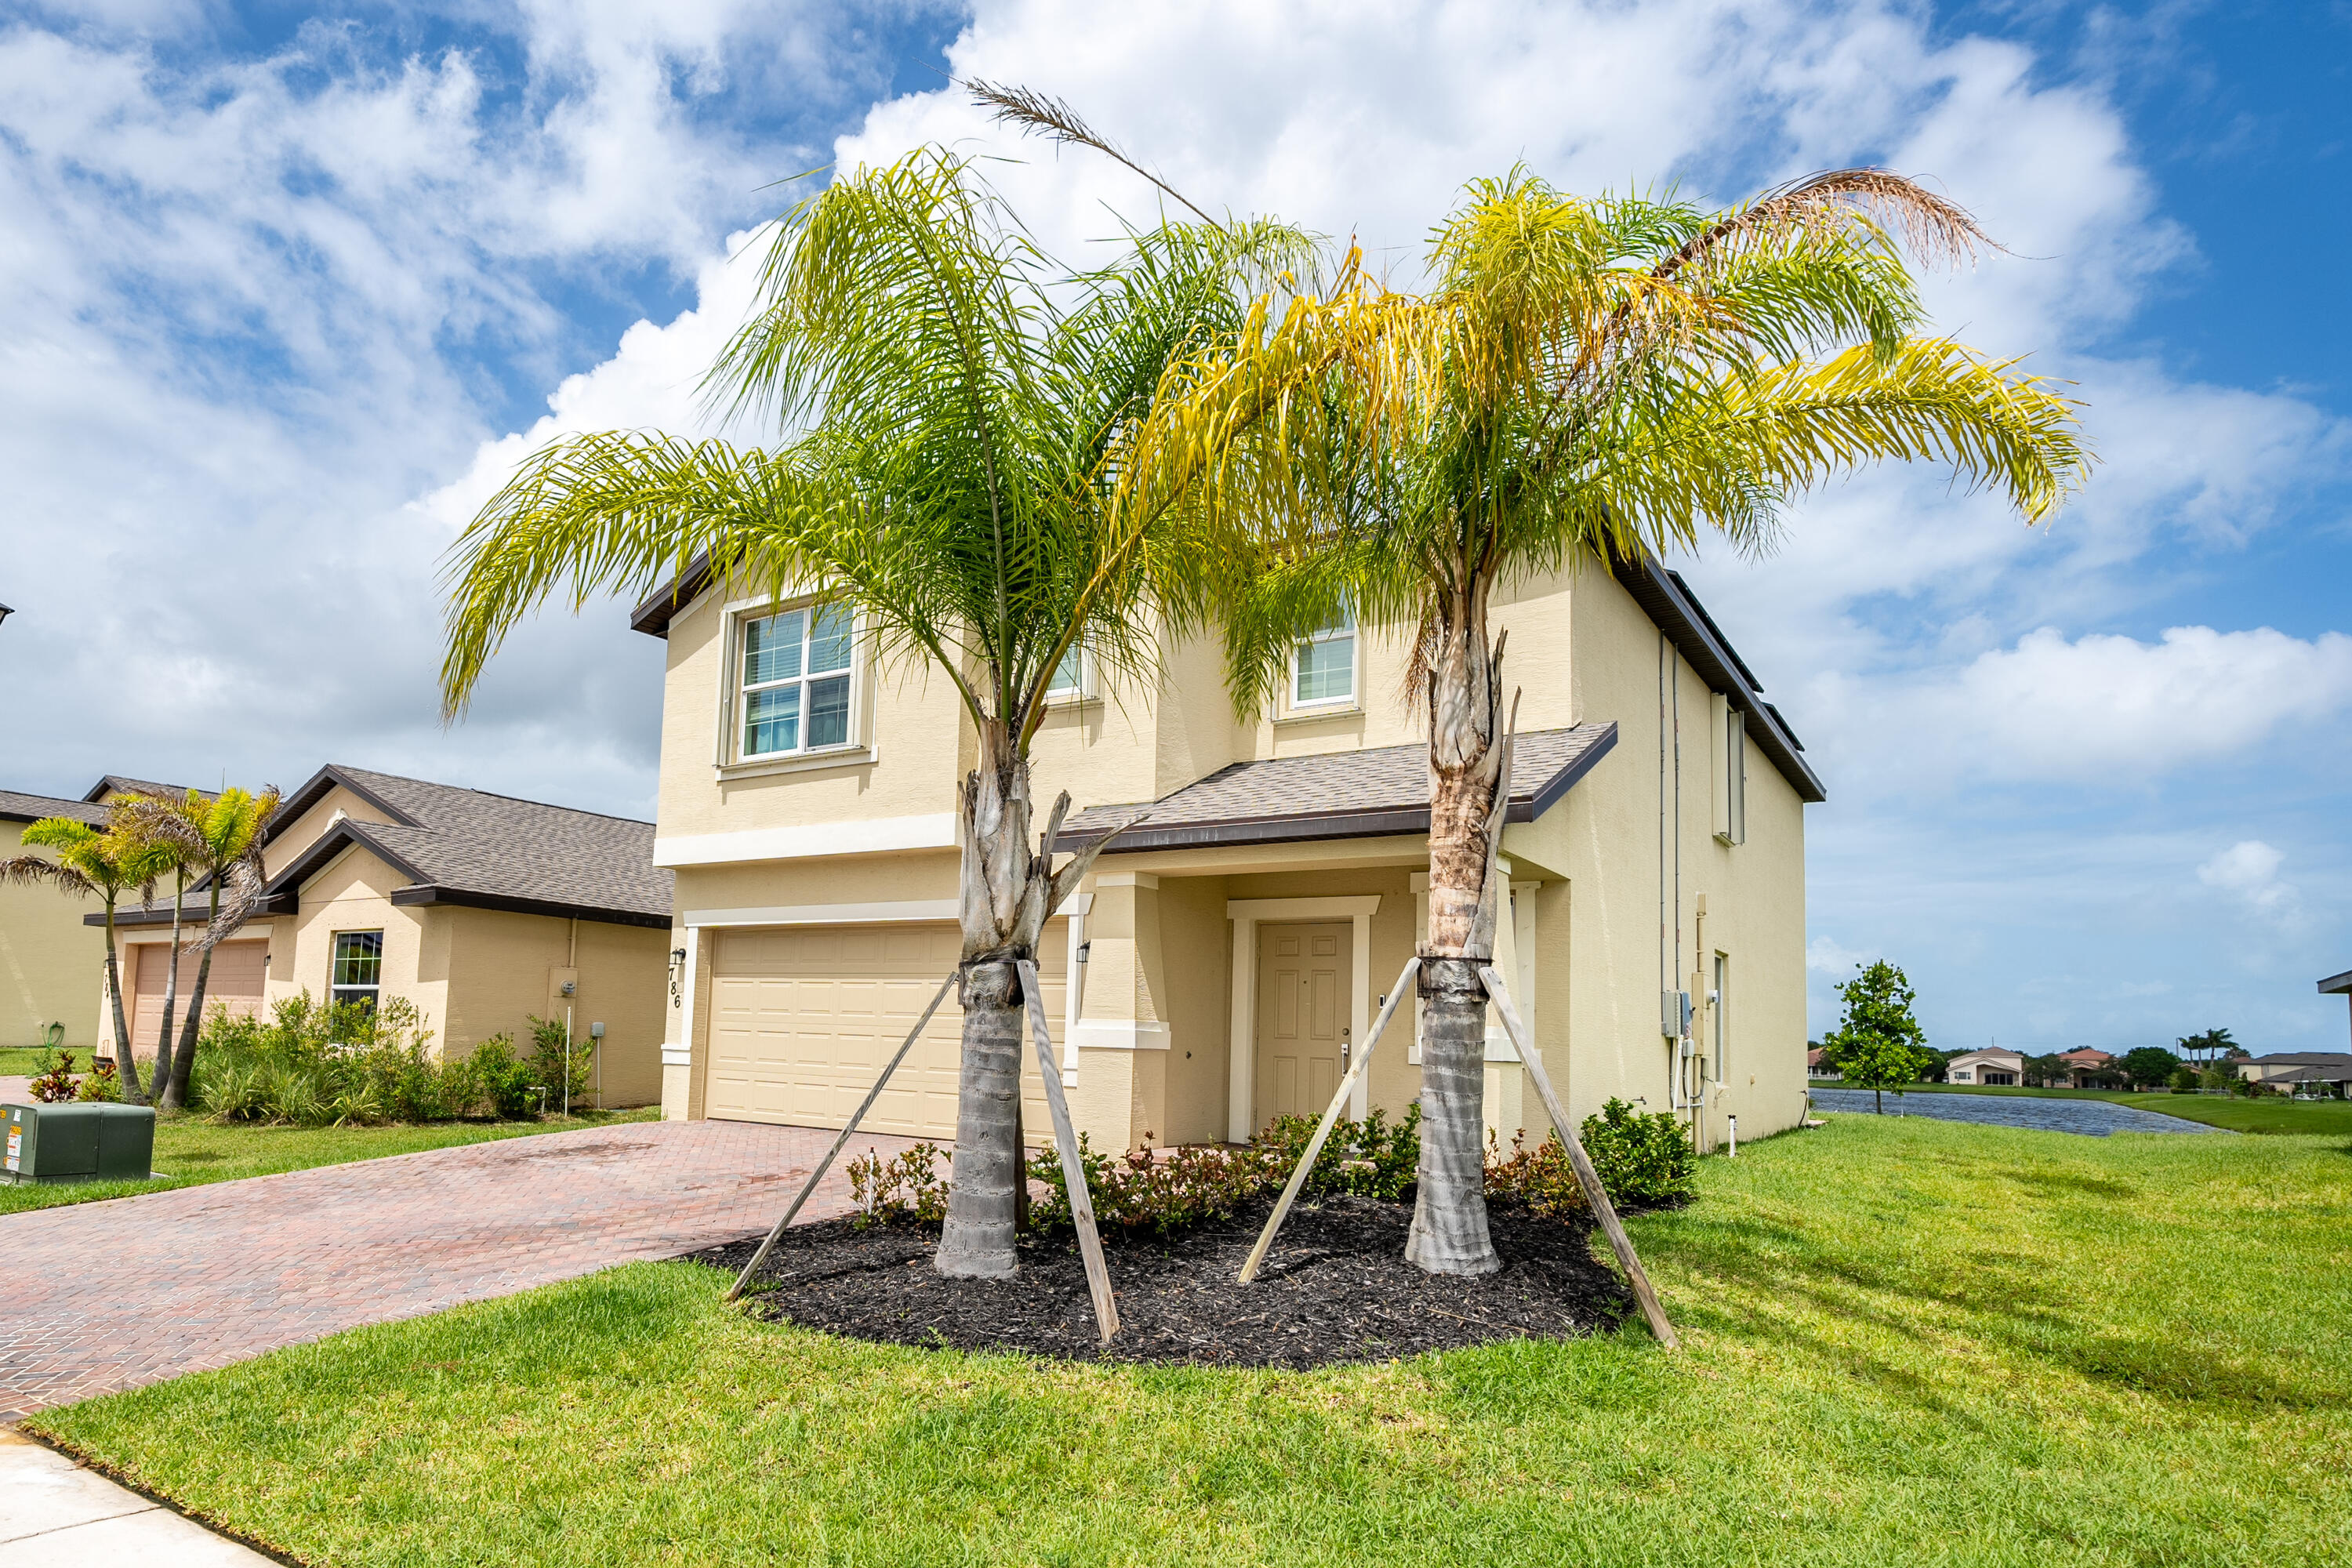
[2,818,169,1100]
[1225,169,2089,1275]
[440,148,1352,1279]
[122,786,280,1111]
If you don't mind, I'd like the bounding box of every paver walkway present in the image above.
[1811,1087,2223,1135]
[0,1119,913,1422]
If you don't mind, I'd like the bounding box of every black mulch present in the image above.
[686,1196,1634,1369]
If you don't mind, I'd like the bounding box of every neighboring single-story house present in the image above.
[1806,1047,1840,1081]
[2,775,209,1051]
[1946,1047,2025,1086]
[2057,1047,2117,1087]
[89,764,674,1107]
[2233,1051,2352,1093]
[635,552,1819,1156]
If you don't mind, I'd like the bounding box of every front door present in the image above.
[1254,921,1352,1128]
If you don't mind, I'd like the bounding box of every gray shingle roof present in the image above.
[269,765,673,927]
[82,775,205,804]
[0,789,110,827]
[2249,1051,2352,1067]
[1054,723,1617,855]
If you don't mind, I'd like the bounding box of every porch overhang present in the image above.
[1053,722,1616,856]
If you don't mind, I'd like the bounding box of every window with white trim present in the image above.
[1045,644,1085,702]
[331,931,383,1013]
[739,603,855,760]
[1290,604,1356,708]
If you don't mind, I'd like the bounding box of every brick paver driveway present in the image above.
[0,1119,913,1422]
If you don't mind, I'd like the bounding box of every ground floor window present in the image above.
[331,931,383,1012]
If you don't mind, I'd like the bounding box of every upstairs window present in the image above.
[1046,644,1085,702]
[1291,604,1356,708]
[741,603,854,759]
[331,931,383,1013]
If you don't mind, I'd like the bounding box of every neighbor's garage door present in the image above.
[129,938,267,1056]
[704,920,1065,1138]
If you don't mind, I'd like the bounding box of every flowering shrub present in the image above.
[1028,1134,1280,1239]
[847,1142,951,1228]
[1254,1105,1421,1200]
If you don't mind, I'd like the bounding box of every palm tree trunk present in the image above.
[1405,572,1506,1277]
[937,722,1049,1279]
[162,882,223,1112]
[151,871,188,1111]
[102,903,146,1103]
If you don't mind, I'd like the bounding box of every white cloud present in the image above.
[2198,840,2295,917]
[1806,935,1869,977]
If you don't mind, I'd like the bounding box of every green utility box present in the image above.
[2,1102,157,1184]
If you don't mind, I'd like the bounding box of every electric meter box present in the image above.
[2,1102,157,1184]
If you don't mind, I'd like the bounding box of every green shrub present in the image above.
[847,1142,951,1227]
[468,1035,540,1119]
[260,1062,328,1126]
[1253,1105,1420,1200]
[74,1058,122,1102]
[1486,1098,1697,1217]
[200,1062,267,1122]
[526,1014,595,1107]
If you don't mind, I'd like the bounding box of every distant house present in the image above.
[2233,1052,2352,1097]
[2057,1047,2117,1087]
[1807,1047,1841,1081]
[2,775,208,1052]
[86,764,673,1106]
[1946,1047,2025,1086]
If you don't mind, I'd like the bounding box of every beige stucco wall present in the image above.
[2,818,106,1051]
[434,905,669,1108]
[646,557,1811,1151]
[260,784,402,881]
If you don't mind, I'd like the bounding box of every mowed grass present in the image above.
[0,1045,54,1075]
[32,1116,2352,1567]
[1813,1080,2352,1136]
[1,1109,659,1216]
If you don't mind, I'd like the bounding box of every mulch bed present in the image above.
[688,1196,1633,1368]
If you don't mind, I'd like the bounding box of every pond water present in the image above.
[1809,1087,2223,1136]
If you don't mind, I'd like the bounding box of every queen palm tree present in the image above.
[122,786,280,1111]
[440,148,1354,1279]
[2,818,169,1100]
[1223,169,2089,1275]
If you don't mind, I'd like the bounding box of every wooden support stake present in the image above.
[1237,956,1422,1285]
[725,971,958,1303]
[1477,964,1679,1350]
[1016,959,1120,1345]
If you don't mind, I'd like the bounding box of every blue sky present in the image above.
[1,0,2344,1058]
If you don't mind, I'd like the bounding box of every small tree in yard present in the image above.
[2120,1046,2180,1091]
[1822,960,1932,1113]
[2,818,171,1101]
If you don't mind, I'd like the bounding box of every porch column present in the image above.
[1068,872,1170,1151]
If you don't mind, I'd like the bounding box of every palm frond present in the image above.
[967,79,1221,228]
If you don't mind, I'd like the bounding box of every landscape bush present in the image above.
[1027,1134,1279,1239]
[28,1049,78,1103]
[846,1142,951,1227]
[1254,1105,1421,1200]
[193,992,583,1126]
[74,1058,122,1102]
[1486,1098,1697,1214]
[526,1014,597,1108]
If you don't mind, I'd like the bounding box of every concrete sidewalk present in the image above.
[0,1428,269,1565]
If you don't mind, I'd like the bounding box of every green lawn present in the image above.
[1,1109,659,1217]
[31,1116,2352,1567]
[0,1045,53,1076]
[1813,1079,2352,1135]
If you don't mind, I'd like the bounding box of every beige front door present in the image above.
[703,920,1065,1138]
[1254,921,1352,1127]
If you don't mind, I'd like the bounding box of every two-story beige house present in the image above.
[640,555,1821,1156]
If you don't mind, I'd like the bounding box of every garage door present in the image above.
[705,920,1066,1138]
[129,938,267,1057]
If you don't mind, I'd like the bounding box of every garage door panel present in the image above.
[128,939,267,1056]
[705,920,1065,1139]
